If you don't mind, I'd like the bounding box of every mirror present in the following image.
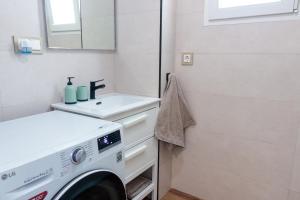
[44,0,115,50]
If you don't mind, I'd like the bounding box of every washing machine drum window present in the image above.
[54,171,126,200]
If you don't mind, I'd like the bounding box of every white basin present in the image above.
[51,93,160,118]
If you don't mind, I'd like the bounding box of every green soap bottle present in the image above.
[65,77,77,104]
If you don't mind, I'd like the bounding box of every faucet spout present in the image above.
[90,79,105,99]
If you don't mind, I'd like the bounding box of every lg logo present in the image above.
[1,171,16,181]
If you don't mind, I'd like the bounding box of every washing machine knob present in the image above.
[71,147,86,164]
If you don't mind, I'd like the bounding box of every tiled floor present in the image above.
[161,190,203,200]
[162,192,186,200]
[162,192,191,200]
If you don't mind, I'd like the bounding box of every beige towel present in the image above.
[155,74,195,147]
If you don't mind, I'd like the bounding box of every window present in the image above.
[219,0,282,8]
[206,0,299,20]
[50,0,77,25]
[46,0,81,32]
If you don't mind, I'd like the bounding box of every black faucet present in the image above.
[90,79,106,100]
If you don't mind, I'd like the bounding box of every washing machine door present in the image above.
[53,170,126,200]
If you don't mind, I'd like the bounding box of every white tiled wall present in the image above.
[114,0,171,198]
[158,0,177,199]
[114,0,160,97]
[0,0,115,121]
[0,0,163,122]
[1,1,165,198]
[160,0,176,97]
[171,0,300,199]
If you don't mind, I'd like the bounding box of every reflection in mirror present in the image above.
[49,0,81,31]
[45,0,82,49]
[44,0,115,50]
[81,0,115,49]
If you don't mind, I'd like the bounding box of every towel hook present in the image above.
[166,73,171,84]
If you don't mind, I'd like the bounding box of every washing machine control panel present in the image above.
[97,130,121,153]
[71,147,87,164]
[59,129,122,177]
[60,141,94,177]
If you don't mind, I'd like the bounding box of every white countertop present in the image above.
[51,93,160,119]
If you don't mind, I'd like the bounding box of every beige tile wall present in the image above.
[0,0,115,121]
[289,190,300,200]
[171,0,300,199]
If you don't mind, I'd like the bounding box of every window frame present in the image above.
[206,0,299,20]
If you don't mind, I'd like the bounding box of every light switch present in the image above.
[182,52,193,65]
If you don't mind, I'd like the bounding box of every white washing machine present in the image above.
[0,111,127,200]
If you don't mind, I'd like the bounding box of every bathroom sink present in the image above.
[51,93,160,118]
[76,94,153,116]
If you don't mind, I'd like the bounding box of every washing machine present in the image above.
[0,111,127,200]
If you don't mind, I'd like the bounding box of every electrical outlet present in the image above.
[182,52,193,65]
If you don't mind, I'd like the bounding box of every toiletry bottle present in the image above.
[65,77,77,104]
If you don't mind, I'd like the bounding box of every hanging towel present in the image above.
[155,74,195,147]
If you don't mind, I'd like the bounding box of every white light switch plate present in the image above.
[13,36,42,54]
[182,52,193,65]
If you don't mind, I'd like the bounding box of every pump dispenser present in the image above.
[64,77,77,104]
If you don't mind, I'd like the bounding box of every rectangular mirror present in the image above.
[44,0,115,50]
